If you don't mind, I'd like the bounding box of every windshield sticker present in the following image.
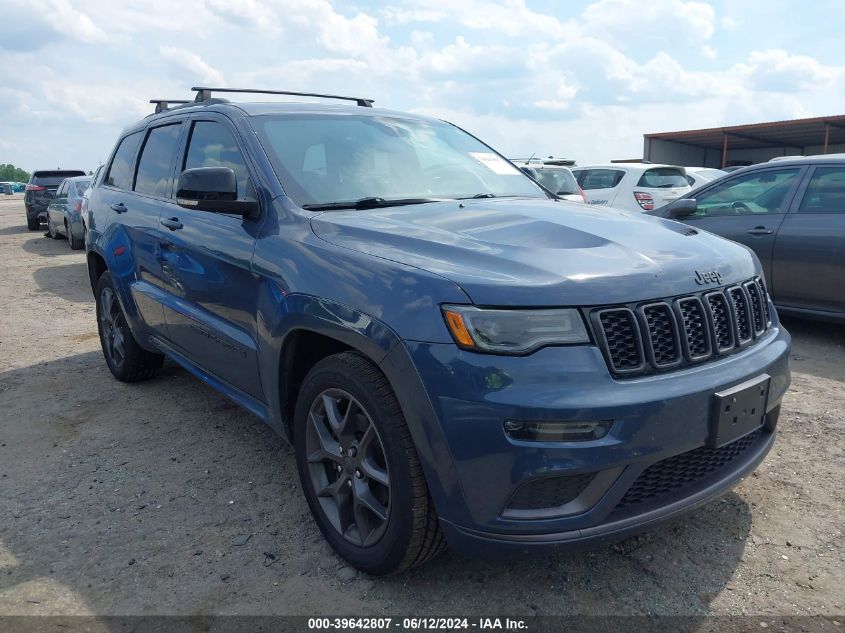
[468,152,520,175]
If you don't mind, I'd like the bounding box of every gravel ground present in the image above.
[0,196,843,619]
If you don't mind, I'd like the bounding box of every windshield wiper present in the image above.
[302,197,444,211]
[456,193,498,199]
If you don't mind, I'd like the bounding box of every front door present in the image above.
[157,117,265,400]
[680,167,804,283]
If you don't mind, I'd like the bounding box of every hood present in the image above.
[310,198,758,306]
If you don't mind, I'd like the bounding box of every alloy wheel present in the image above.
[99,287,126,369]
[305,388,391,547]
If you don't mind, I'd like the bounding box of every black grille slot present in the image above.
[507,473,595,511]
[598,309,643,372]
[706,292,734,352]
[757,277,772,324]
[676,297,710,360]
[744,281,766,335]
[611,429,764,518]
[641,303,680,367]
[728,286,752,343]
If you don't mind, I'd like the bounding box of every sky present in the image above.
[1,0,844,173]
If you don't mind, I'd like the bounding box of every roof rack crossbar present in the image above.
[191,87,374,107]
[150,99,192,114]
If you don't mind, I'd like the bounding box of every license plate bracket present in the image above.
[709,374,770,448]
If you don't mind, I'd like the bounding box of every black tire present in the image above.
[67,221,83,250]
[27,216,40,231]
[95,271,164,382]
[48,219,61,239]
[294,351,445,575]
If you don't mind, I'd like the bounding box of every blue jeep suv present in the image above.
[85,88,791,575]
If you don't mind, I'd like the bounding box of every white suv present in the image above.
[572,164,691,212]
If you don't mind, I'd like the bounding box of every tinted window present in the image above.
[692,168,800,217]
[32,171,86,187]
[56,181,68,197]
[105,132,143,190]
[636,167,688,188]
[535,168,579,195]
[251,115,545,206]
[184,121,251,199]
[135,124,181,197]
[71,180,91,196]
[578,169,624,190]
[798,166,845,214]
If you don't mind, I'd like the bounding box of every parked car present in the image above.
[651,155,845,323]
[25,169,86,230]
[514,159,586,203]
[685,167,727,189]
[46,175,92,249]
[572,163,692,212]
[86,88,790,574]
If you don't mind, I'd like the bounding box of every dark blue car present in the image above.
[85,89,791,575]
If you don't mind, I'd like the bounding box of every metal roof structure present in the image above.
[644,114,845,166]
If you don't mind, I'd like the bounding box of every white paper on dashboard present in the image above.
[468,152,519,175]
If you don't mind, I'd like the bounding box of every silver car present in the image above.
[46,175,92,250]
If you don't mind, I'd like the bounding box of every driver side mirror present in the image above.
[668,198,697,219]
[176,167,259,219]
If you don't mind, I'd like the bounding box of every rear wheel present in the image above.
[67,221,83,250]
[95,271,164,382]
[294,351,445,575]
[27,216,39,231]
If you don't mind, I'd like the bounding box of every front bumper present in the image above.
[398,322,790,556]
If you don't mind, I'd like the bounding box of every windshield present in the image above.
[251,114,547,207]
[534,168,579,195]
[636,167,689,189]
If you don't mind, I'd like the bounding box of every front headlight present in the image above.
[441,305,589,354]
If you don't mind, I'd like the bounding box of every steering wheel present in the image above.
[730,201,751,214]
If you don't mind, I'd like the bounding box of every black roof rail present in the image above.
[150,99,192,114]
[191,87,374,107]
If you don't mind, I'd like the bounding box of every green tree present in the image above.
[0,164,30,182]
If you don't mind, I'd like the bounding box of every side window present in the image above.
[692,168,801,217]
[56,181,68,198]
[105,132,143,190]
[798,167,845,214]
[581,169,624,190]
[134,124,182,198]
[183,121,251,199]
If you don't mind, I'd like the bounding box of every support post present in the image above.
[721,133,728,168]
[824,124,831,154]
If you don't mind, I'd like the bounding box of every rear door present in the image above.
[771,165,845,315]
[575,168,625,208]
[47,180,69,230]
[157,115,264,400]
[678,166,805,282]
[97,128,173,334]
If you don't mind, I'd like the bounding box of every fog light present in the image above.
[503,420,613,442]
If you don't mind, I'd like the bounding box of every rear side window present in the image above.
[578,169,624,190]
[71,180,91,197]
[134,124,182,198]
[183,121,251,199]
[105,132,143,190]
[637,168,688,188]
[798,167,845,214]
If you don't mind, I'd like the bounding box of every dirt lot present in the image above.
[0,196,843,620]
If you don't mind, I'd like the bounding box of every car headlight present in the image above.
[441,305,589,354]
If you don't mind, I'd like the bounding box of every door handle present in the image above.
[110,203,128,213]
[161,217,183,231]
[746,226,774,236]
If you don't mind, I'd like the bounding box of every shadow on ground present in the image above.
[31,262,92,304]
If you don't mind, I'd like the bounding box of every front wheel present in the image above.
[95,271,164,382]
[294,352,445,575]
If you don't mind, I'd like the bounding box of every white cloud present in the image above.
[582,0,715,47]
[159,46,225,85]
[739,49,840,92]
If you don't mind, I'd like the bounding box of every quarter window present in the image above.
[183,121,251,199]
[798,167,845,214]
[105,132,143,190]
[134,124,182,198]
[691,168,801,217]
[578,169,625,190]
